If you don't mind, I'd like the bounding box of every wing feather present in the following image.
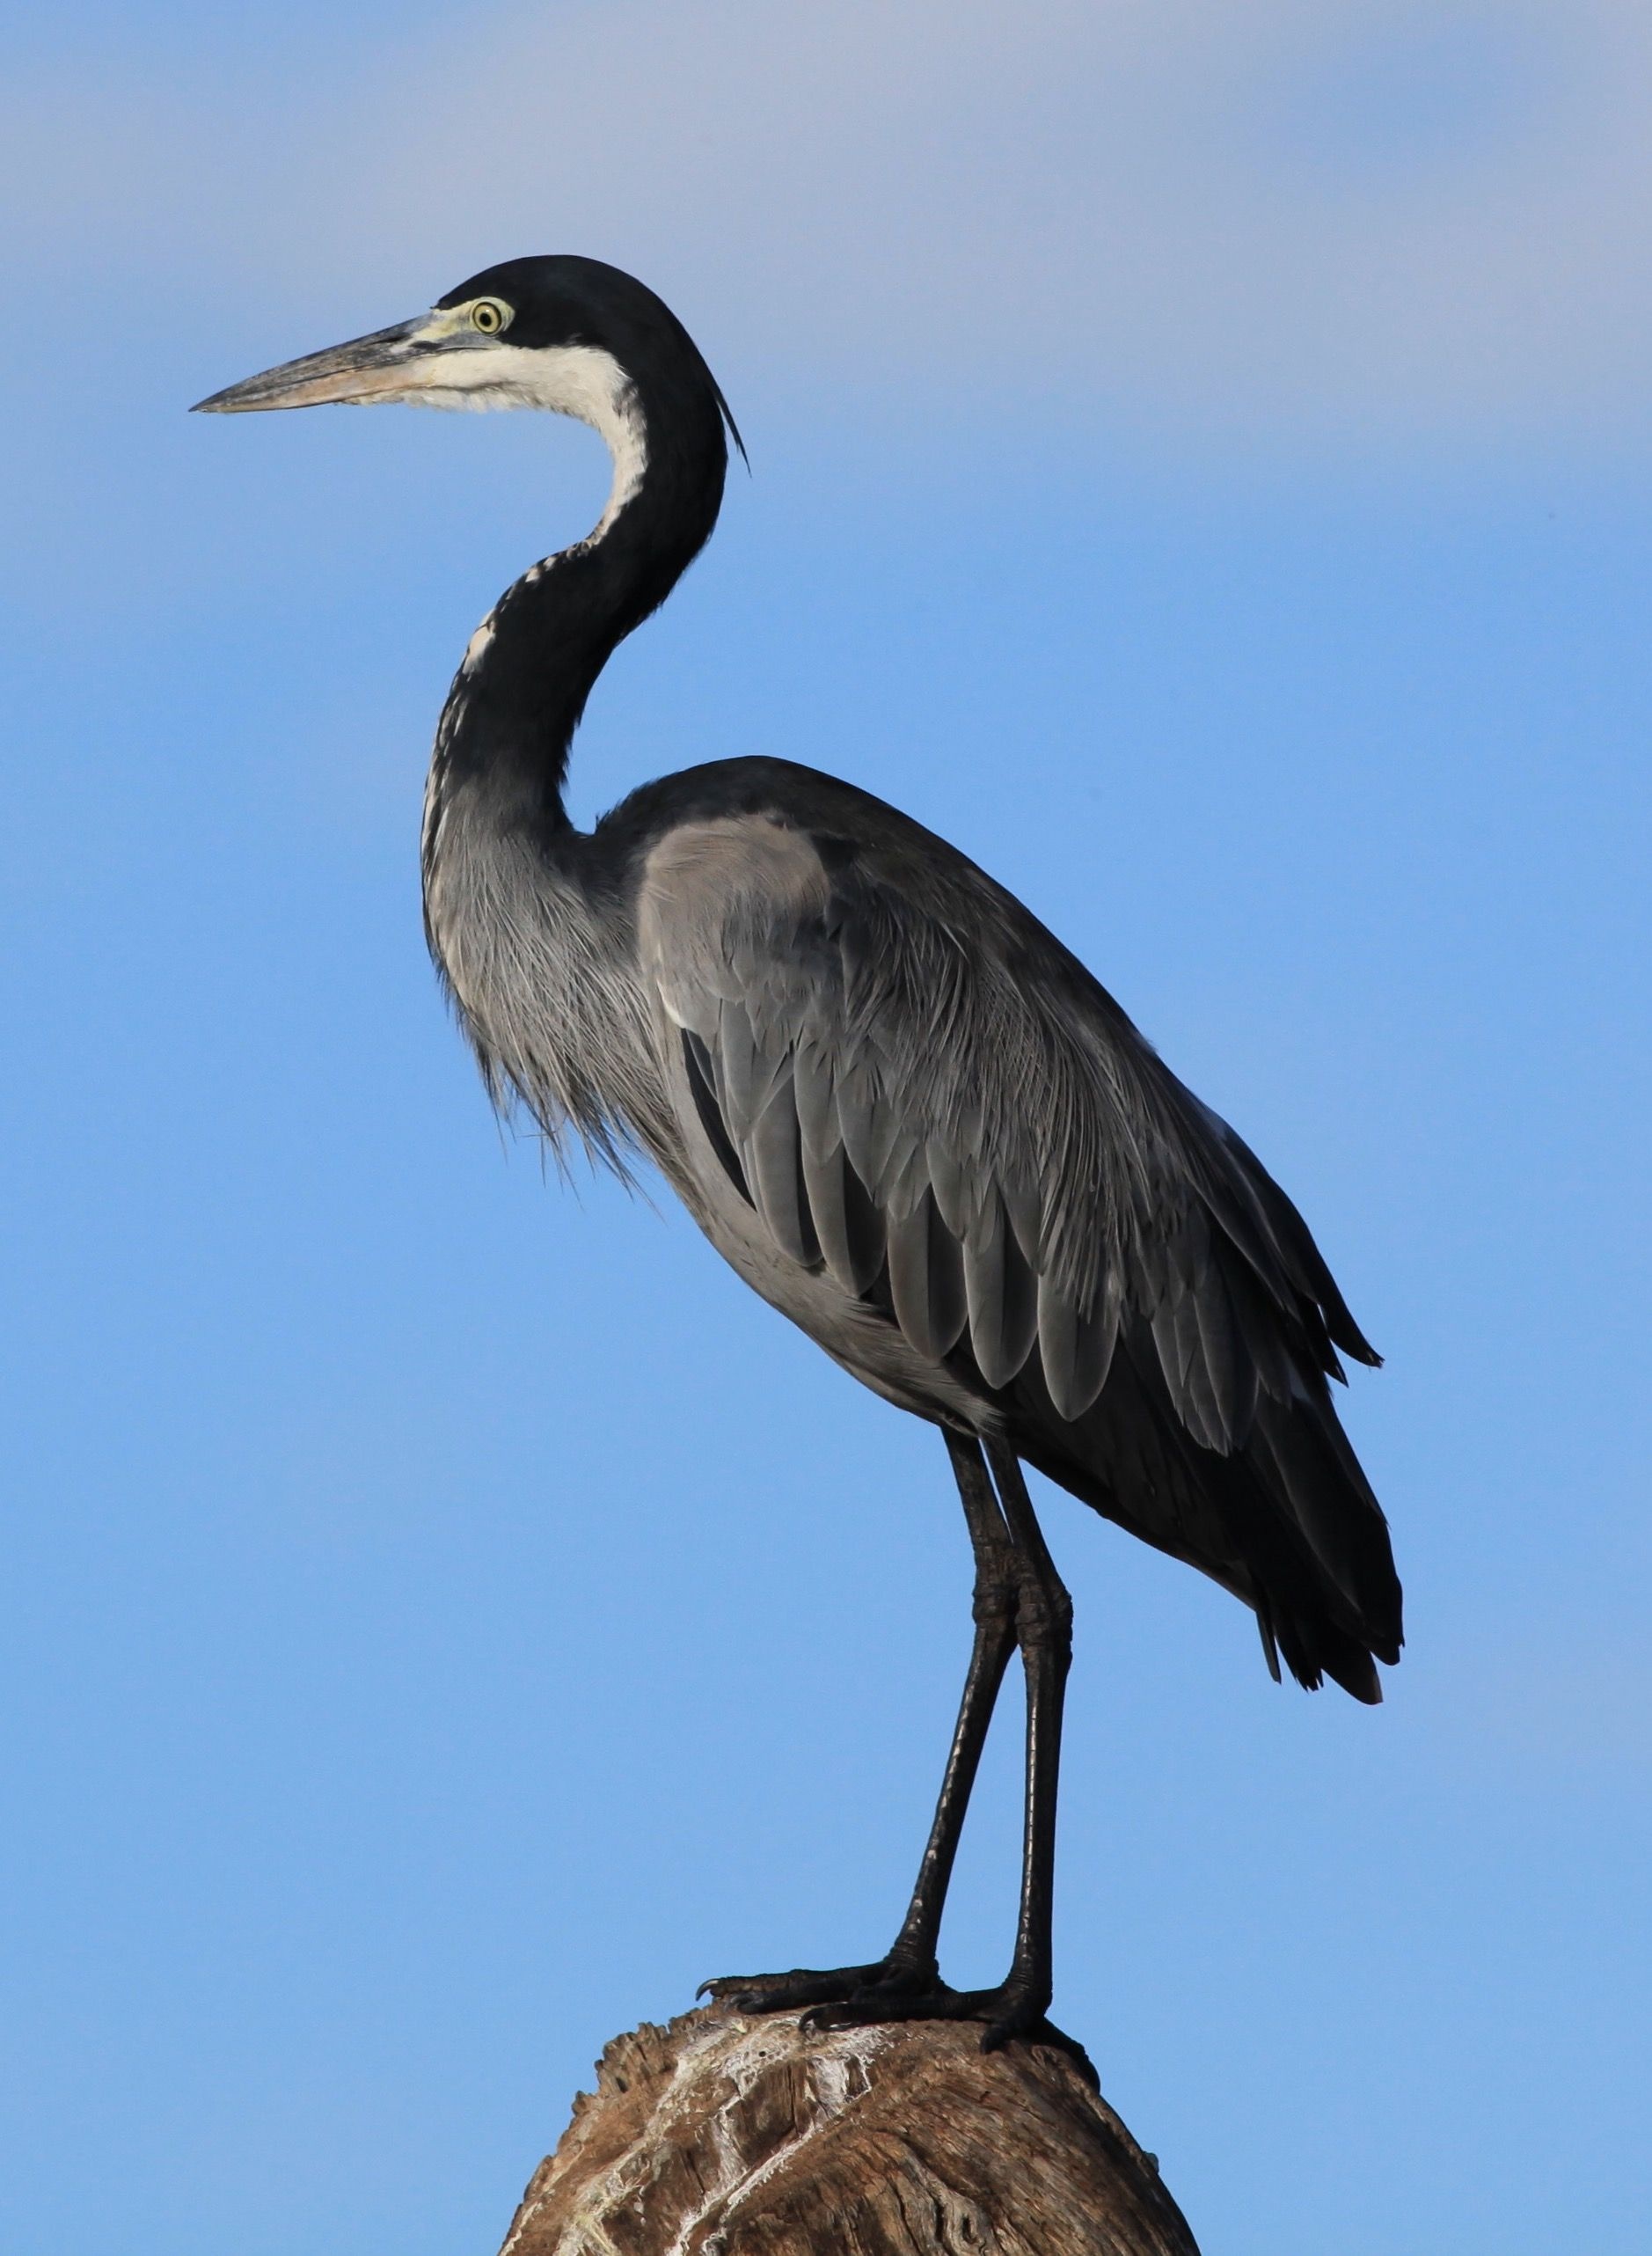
[962,1197,1042,1388]
[627,787,1398,1696]
[641,814,1372,1429]
[800,1129,885,1294]
[748,1073,819,1266]
[888,1187,970,1363]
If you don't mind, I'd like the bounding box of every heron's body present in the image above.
[428,755,998,1430]
[199,255,1402,2062]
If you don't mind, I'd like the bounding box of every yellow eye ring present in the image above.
[470,299,511,336]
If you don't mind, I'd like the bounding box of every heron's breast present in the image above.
[422,809,670,1157]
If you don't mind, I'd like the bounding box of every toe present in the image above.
[803,1987,960,2033]
[702,1963,896,2015]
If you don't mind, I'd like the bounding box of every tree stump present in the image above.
[495,2002,1201,2255]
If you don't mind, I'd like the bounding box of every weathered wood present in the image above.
[496,2003,1201,2256]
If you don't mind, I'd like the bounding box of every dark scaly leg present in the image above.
[801,1439,1088,2075]
[983,1438,1073,2040]
[700,1431,1017,2011]
[705,1436,1093,2079]
[886,1430,1021,1969]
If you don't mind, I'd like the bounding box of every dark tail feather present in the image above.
[1247,1392,1403,1665]
[1272,1606,1384,1704]
[1256,1608,1284,1684]
[1004,1328,1400,1706]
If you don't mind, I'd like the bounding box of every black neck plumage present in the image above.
[429,368,730,839]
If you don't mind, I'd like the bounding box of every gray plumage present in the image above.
[426,758,1399,1701]
[196,253,1401,2055]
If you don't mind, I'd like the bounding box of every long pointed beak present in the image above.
[191,318,437,413]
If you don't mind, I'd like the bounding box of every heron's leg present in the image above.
[699,1429,1018,2011]
[885,1429,1020,1967]
[986,1438,1073,2032]
[800,1443,1093,2080]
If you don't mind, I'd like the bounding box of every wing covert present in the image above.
[635,807,1375,1447]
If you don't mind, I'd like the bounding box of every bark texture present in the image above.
[495,2003,1201,2256]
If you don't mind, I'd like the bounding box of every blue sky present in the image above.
[2,4,1648,2252]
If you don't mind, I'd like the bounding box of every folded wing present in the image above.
[634,805,1400,1692]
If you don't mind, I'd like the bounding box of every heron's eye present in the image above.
[470,299,512,336]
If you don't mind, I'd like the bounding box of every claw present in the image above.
[698,1960,1093,2084]
[786,1983,1098,2086]
[698,1957,936,2017]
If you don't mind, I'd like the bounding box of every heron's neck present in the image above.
[428,386,726,840]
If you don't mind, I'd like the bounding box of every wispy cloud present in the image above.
[9,0,1652,451]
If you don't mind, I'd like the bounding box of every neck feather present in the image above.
[425,355,727,847]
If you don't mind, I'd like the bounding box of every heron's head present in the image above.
[193,253,742,459]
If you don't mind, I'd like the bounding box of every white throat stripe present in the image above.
[405,339,647,541]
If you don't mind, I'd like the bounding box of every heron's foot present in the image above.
[804,1980,1098,2088]
[698,1950,941,2016]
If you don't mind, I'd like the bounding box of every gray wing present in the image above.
[634,805,1400,1696]
[633,809,1378,1446]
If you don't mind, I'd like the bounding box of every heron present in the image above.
[195,254,1401,2066]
